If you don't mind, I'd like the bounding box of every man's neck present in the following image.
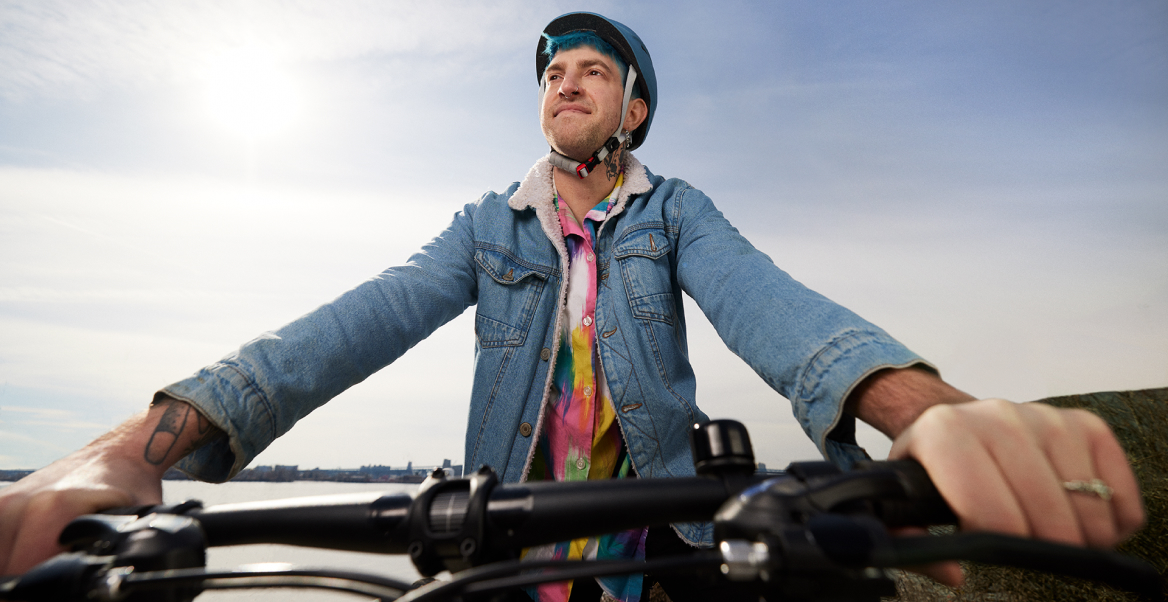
[552,151,623,224]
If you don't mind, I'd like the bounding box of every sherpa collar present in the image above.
[507,152,652,218]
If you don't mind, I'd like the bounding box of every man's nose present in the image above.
[558,73,581,97]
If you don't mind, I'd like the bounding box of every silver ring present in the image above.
[1063,478,1113,501]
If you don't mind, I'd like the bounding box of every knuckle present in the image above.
[984,397,1016,412]
[1071,409,1113,441]
[970,397,1017,417]
[974,398,1024,427]
[1030,407,1072,445]
[917,403,962,430]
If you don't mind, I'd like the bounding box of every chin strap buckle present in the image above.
[573,136,626,179]
[575,156,599,179]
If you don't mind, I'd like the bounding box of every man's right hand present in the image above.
[0,398,222,574]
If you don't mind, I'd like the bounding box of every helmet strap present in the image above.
[544,66,639,179]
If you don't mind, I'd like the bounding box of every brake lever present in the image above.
[714,461,1162,600]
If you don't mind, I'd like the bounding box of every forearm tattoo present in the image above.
[143,400,220,466]
[183,412,219,458]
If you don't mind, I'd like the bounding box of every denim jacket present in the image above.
[163,153,927,546]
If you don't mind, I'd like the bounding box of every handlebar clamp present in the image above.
[406,465,506,576]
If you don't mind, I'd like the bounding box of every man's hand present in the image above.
[848,368,1146,586]
[0,398,222,574]
[890,399,1144,548]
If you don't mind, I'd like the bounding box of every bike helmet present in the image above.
[537,12,658,178]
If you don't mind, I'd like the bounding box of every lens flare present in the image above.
[203,45,302,140]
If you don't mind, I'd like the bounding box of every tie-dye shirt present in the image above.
[523,173,647,602]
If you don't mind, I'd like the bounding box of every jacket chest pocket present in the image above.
[613,227,675,325]
[474,246,552,347]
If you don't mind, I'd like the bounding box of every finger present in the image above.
[1015,404,1101,546]
[972,401,1090,545]
[8,488,133,574]
[1078,410,1145,540]
[7,492,68,575]
[890,527,964,587]
[890,403,1031,537]
[0,492,30,574]
[894,400,1091,543]
[1023,406,1126,547]
[902,561,964,588]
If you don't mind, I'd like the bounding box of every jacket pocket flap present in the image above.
[474,247,551,285]
[613,228,671,260]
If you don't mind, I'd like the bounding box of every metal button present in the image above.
[540,347,551,361]
[519,422,533,437]
[582,316,593,327]
[576,457,587,470]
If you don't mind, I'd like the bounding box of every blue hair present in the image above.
[541,31,641,99]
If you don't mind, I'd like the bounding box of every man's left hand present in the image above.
[889,398,1144,549]
[847,368,1145,586]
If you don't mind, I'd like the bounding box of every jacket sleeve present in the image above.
[161,201,482,482]
[666,181,930,467]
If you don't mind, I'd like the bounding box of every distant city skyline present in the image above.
[167,460,467,483]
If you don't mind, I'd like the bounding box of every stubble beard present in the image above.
[541,104,619,163]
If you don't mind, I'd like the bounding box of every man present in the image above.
[0,12,1144,602]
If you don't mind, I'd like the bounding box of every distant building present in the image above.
[154,459,465,483]
[234,465,300,482]
[0,470,34,482]
[441,459,464,478]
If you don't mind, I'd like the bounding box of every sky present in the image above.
[0,1,1165,472]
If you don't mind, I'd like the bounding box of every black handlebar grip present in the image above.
[856,460,959,528]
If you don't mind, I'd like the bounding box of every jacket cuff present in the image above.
[155,361,278,483]
[795,329,934,469]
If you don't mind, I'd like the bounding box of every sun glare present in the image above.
[203,45,302,140]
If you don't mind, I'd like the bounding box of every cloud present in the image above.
[0,429,76,466]
[0,1,554,101]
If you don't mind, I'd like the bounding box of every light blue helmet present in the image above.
[537,12,657,176]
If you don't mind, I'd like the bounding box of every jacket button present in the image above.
[540,348,551,361]
[519,422,533,437]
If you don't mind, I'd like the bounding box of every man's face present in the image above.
[540,46,627,162]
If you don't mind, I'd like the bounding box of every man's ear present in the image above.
[624,98,648,133]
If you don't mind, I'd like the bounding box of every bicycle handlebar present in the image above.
[181,473,740,553]
[2,420,1161,601]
